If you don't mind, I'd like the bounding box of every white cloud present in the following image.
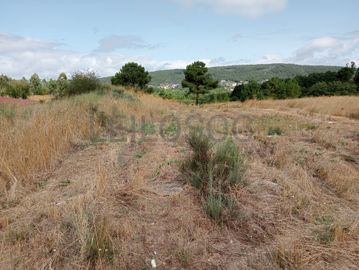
[0,33,189,79]
[173,0,287,17]
[255,54,284,64]
[291,32,359,65]
[96,35,163,52]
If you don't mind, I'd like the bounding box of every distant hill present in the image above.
[101,64,341,86]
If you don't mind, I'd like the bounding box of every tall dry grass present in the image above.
[243,96,359,119]
[0,91,183,200]
[208,96,359,119]
[0,96,101,200]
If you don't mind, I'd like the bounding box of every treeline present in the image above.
[231,62,359,101]
[0,72,104,99]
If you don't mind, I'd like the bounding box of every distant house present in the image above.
[158,83,180,90]
[219,80,245,91]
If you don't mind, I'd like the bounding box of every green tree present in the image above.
[56,72,68,97]
[0,75,11,96]
[47,79,58,95]
[182,61,218,105]
[29,73,42,95]
[111,62,151,89]
[354,67,359,86]
[231,81,261,101]
[337,62,356,82]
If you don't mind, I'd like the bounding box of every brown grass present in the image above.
[209,96,359,119]
[28,95,55,102]
[0,97,101,200]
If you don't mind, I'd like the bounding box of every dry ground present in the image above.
[0,94,358,269]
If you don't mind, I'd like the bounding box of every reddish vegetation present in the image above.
[0,97,33,105]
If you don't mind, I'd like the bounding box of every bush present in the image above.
[154,88,191,102]
[201,88,230,103]
[182,129,245,222]
[268,127,283,136]
[5,80,31,99]
[67,72,99,96]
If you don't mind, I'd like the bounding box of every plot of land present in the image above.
[0,94,358,269]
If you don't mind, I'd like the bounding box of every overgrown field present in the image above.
[0,93,358,269]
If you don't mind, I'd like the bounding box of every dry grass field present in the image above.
[0,93,358,269]
[237,96,359,120]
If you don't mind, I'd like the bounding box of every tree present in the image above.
[56,72,68,97]
[0,75,11,96]
[182,61,218,105]
[47,79,58,95]
[29,73,42,95]
[354,67,359,86]
[337,62,356,82]
[111,62,151,89]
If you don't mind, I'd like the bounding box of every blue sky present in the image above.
[0,0,358,78]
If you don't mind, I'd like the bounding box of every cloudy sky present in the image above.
[1,0,358,78]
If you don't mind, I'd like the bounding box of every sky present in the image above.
[0,0,358,78]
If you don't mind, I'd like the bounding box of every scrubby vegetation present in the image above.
[181,128,245,222]
[153,87,230,104]
[1,71,103,99]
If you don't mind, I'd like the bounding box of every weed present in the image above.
[315,215,334,226]
[268,127,283,136]
[163,121,178,137]
[85,215,114,264]
[273,242,304,270]
[304,123,318,130]
[135,151,145,158]
[142,123,156,135]
[176,247,192,267]
[59,179,71,187]
[204,194,223,221]
[36,180,48,191]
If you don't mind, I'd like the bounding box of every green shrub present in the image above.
[142,123,156,135]
[154,88,190,101]
[66,72,100,96]
[182,129,245,222]
[268,127,283,136]
[201,88,230,103]
[6,80,31,99]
